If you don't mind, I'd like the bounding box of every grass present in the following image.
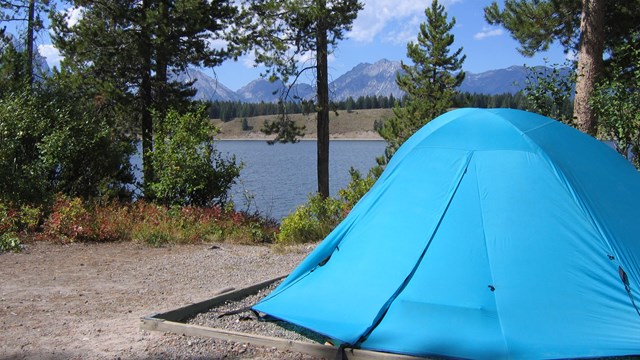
[212,108,393,139]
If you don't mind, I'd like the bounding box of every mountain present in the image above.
[329,59,404,100]
[459,66,530,95]
[171,68,240,102]
[237,79,315,102]
[181,60,566,103]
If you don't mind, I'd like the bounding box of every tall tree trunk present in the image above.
[26,0,35,87]
[140,0,154,198]
[156,0,169,119]
[316,0,330,199]
[573,0,605,135]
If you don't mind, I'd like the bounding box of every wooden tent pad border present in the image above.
[140,276,429,360]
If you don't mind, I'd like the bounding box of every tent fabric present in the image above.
[252,108,640,359]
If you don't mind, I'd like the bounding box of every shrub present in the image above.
[1,203,21,252]
[42,195,95,242]
[1,202,43,252]
[277,194,343,244]
[150,108,241,207]
[0,91,52,205]
[0,232,21,252]
[27,194,276,246]
[338,167,376,215]
[0,88,134,206]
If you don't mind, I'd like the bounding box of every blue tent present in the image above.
[253,108,640,359]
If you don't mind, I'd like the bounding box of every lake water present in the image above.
[217,140,386,220]
[132,140,386,220]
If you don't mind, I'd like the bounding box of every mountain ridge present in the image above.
[174,59,561,103]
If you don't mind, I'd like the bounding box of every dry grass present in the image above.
[212,108,393,140]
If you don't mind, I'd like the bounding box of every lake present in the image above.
[217,140,386,220]
[132,140,386,220]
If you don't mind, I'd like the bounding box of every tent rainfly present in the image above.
[253,108,640,359]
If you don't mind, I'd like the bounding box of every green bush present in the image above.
[338,167,376,214]
[150,108,241,206]
[0,232,21,252]
[0,87,134,206]
[276,168,377,245]
[0,202,44,252]
[277,194,344,244]
[0,92,52,204]
[591,41,640,169]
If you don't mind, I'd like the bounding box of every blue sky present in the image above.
[33,0,570,91]
[212,0,569,91]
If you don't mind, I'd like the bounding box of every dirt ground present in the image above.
[0,241,313,359]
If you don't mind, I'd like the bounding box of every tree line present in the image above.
[207,91,555,121]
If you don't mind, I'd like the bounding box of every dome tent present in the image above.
[253,108,640,359]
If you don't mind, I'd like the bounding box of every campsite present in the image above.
[7,108,640,360]
[3,0,640,358]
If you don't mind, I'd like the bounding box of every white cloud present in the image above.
[381,15,422,45]
[473,26,503,40]
[207,38,228,51]
[349,0,462,43]
[565,50,577,61]
[38,44,63,69]
[243,54,257,68]
[65,6,84,27]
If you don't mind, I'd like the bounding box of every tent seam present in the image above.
[352,151,474,349]
[473,155,512,357]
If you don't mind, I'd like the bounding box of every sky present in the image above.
[31,0,570,92]
[208,0,570,91]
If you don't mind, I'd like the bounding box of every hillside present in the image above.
[212,108,393,140]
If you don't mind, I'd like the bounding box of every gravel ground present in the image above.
[188,280,326,344]
[0,241,322,359]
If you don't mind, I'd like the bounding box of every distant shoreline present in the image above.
[216,137,384,141]
[215,130,384,141]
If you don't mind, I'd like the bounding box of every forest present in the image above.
[207,91,537,121]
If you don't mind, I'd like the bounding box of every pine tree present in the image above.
[0,0,50,87]
[378,0,465,160]
[485,0,640,135]
[233,0,362,198]
[51,0,236,197]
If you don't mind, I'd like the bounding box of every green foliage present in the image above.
[0,39,29,95]
[379,0,465,164]
[0,91,51,204]
[591,38,640,169]
[0,202,35,252]
[523,61,575,124]
[240,118,252,131]
[0,232,21,252]
[338,167,376,214]
[277,193,344,244]
[262,113,306,144]
[51,0,238,193]
[484,1,581,57]
[485,1,639,58]
[149,108,242,206]
[0,84,134,205]
[277,168,376,245]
